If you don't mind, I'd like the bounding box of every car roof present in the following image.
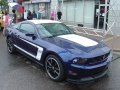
[28,20,62,24]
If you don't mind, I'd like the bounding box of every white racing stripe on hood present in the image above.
[58,34,98,47]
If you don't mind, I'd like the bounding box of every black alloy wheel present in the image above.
[7,38,15,54]
[45,55,65,81]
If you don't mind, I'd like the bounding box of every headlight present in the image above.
[73,58,88,65]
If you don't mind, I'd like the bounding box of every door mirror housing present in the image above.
[25,33,37,40]
[25,33,35,37]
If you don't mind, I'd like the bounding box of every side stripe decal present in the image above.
[14,44,36,58]
[20,38,37,47]
[36,46,43,60]
[14,38,43,61]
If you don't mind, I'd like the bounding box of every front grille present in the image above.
[86,52,110,65]
[80,65,108,78]
[87,65,107,76]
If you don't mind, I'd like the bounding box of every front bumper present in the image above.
[66,54,112,84]
[67,67,108,84]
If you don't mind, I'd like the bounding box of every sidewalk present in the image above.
[105,35,120,51]
[70,26,120,51]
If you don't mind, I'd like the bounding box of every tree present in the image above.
[0,0,8,10]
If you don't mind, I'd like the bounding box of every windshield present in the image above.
[36,23,74,38]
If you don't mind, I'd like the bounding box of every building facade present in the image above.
[62,0,95,28]
[50,0,110,29]
[22,0,51,19]
[21,0,120,35]
[58,0,120,35]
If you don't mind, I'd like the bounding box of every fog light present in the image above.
[68,71,77,75]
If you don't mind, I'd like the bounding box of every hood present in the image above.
[44,34,106,54]
[58,34,98,47]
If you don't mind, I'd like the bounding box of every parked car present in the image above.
[5,20,112,84]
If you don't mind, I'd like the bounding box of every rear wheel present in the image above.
[45,55,65,81]
[7,38,16,54]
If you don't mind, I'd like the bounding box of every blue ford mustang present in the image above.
[5,20,112,84]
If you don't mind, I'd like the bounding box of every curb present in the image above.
[113,49,120,52]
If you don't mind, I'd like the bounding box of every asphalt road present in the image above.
[0,31,120,90]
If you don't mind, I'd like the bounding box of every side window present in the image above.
[13,23,20,30]
[37,24,52,37]
[20,23,35,33]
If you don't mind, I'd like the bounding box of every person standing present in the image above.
[3,11,9,35]
[37,10,41,19]
[50,10,55,20]
[24,10,27,20]
[32,10,37,19]
[3,11,9,25]
[12,10,16,24]
[57,10,62,20]
[27,10,32,20]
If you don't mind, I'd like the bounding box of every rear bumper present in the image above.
[67,67,108,84]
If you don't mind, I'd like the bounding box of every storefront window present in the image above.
[100,0,110,4]
[29,4,33,12]
[33,4,39,13]
[39,3,50,19]
[95,0,99,5]
[100,0,105,4]
[94,0,110,29]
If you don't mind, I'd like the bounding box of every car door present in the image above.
[15,23,39,58]
[10,23,21,45]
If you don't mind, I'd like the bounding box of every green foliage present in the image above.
[0,0,8,8]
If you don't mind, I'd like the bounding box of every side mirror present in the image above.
[25,33,37,40]
[25,33,35,37]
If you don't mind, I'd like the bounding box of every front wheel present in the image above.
[45,55,65,81]
[7,38,16,54]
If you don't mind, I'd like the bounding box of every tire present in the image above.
[45,55,65,81]
[7,38,16,54]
